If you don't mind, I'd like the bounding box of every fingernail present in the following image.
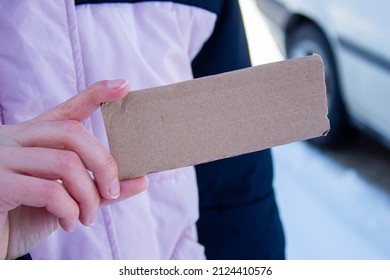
[68,221,77,232]
[109,178,120,199]
[88,210,99,226]
[107,79,128,90]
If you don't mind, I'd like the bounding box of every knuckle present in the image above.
[99,153,118,174]
[41,181,80,223]
[43,181,64,203]
[59,120,84,134]
[56,150,82,168]
[55,101,76,120]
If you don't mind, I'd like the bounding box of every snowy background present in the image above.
[239,0,390,259]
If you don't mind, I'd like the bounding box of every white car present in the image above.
[256,0,390,148]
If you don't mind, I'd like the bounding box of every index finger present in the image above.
[35,80,129,123]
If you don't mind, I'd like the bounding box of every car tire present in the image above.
[286,23,354,148]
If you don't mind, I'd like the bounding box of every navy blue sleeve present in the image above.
[192,0,285,260]
[16,253,32,260]
[191,0,250,75]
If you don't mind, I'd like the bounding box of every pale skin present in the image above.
[0,80,149,259]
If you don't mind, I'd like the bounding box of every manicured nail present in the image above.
[107,79,128,90]
[88,210,99,226]
[109,178,120,199]
[68,221,77,232]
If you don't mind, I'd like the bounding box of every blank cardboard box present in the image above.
[102,55,329,180]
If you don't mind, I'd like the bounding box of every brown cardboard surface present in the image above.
[102,55,329,180]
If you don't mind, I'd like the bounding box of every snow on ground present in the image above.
[273,142,390,259]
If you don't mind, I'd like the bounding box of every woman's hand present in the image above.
[0,80,148,259]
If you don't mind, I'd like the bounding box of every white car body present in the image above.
[257,0,390,148]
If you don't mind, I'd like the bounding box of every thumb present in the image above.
[35,79,129,122]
